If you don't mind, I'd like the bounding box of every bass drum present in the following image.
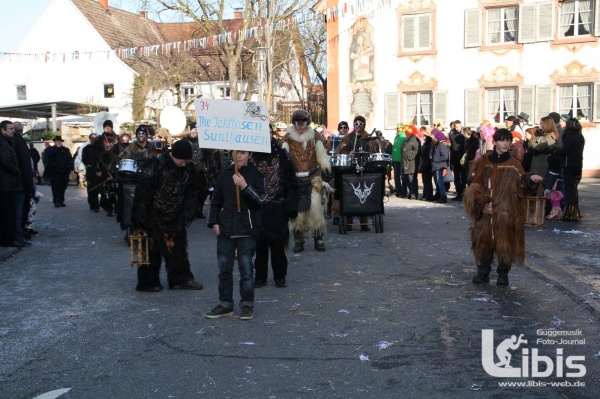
[331,154,353,171]
[366,153,391,172]
[117,159,139,181]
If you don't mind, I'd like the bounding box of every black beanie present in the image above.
[189,122,197,130]
[353,115,366,124]
[103,120,113,128]
[171,140,193,160]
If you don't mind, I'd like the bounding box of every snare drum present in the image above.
[331,154,353,171]
[366,153,391,171]
[117,159,138,180]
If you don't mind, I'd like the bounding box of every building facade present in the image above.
[321,0,600,175]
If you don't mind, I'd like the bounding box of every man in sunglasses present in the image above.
[280,109,332,252]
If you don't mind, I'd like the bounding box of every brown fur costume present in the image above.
[464,158,526,266]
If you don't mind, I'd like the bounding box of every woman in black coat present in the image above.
[554,118,585,221]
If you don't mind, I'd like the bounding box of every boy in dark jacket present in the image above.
[206,151,267,320]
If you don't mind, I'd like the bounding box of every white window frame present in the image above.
[558,83,593,120]
[486,6,518,45]
[183,87,195,101]
[485,87,517,123]
[404,91,433,126]
[559,0,595,38]
[401,13,432,52]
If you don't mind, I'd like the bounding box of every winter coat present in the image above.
[392,132,406,162]
[208,163,267,240]
[431,141,449,172]
[418,138,433,174]
[528,132,556,178]
[12,133,35,195]
[0,134,23,192]
[555,128,585,174]
[44,146,73,176]
[401,134,420,174]
[449,129,466,164]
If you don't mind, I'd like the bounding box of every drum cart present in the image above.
[335,152,387,234]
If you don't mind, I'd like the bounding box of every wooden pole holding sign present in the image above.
[233,150,241,212]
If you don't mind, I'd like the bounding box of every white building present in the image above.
[320,0,600,176]
[0,0,303,131]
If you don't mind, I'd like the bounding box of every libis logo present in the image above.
[481,330,586,378]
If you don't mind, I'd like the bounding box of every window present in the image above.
[219,87,231,98]
[404,92,432,125]
[16,85,26,101]
[486,88,517,123]
[401,13,432,52]
[558,84,592,120]
[559,0,594,37]
[183,87,195,101]
[487,7,518,44]
[104,84,114,99]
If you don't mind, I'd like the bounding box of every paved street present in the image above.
[1,179,599,399]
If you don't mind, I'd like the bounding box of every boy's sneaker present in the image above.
[205,305,233,319]
[239,306,254,320]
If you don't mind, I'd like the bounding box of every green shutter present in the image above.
[418,14,431,49]
[595,0,600,36]
[403,15,415,51]
[593,82,600,122]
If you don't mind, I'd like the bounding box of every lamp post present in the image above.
[257,47,267,103]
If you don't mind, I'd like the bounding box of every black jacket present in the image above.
[44,145,73,176]
[555,128,585,174]
[419,138,433,173]
[449,129,466,163]
[0,134,23,192]
[12,133,35,195]
[208,163,267,240]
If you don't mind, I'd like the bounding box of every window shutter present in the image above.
[536,2,555,41]
[464,9,481,48]
[593,82,600,122]
[403,15,416,51]
[465,89,481,127]
[385,93,400,129]
[518,4,536,43]
[535,85,553,123]
[519,86,535,125]
[418,14,431,49]
[595,0,600,36]
[433,91,447,127]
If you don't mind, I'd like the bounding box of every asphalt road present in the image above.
[1,179,599,399]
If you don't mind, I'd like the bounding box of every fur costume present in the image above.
[463,154,526,266]
[281,126,332,238]
[131,152,199,290]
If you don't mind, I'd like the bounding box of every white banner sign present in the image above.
[194,99,271,153]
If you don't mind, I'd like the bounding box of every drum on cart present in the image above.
[366,153,391,172]
[331,154,354,171]
[117,159,139,181]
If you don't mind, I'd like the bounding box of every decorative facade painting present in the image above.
[349,17,375,121]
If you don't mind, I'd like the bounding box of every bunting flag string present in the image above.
[0,0,381,63]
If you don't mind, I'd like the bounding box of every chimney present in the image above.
[139,11,147,19]
[99,0,108,9]
[233,8,242,19]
